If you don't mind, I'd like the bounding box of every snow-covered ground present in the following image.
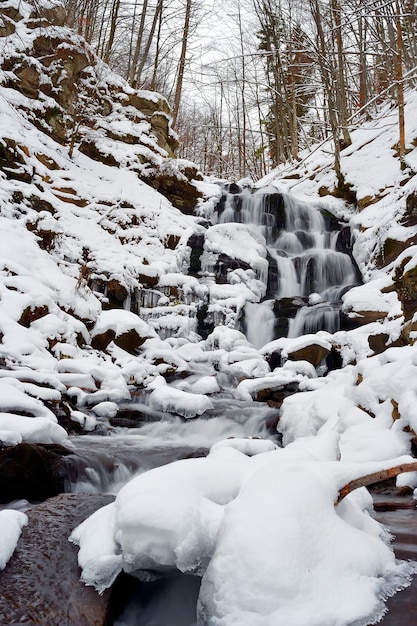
[2,0,417,621]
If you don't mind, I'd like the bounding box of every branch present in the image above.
[336,461,417,505]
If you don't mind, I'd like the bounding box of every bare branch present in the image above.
[336,461,417,505]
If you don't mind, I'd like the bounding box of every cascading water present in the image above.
[217,184,359,344]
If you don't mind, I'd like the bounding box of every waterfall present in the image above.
[216,184,359,344]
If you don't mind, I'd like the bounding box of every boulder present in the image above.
[393,258,417,321]
[376,236,417,269]
[286,342,331,367]
[401,191,417,227]
[28,3,67,28]
[0,493,114,626]
[0,443,72,503]
[146,161,202,214]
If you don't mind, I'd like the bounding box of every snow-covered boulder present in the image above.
[91,310,156,353]
[70,438,417,625]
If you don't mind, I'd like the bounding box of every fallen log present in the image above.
[337,461,417,504]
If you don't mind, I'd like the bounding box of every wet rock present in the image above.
[320,209,340,231]
[0,493,114,626]
[272,297,307,339]
[266,252,279,297]
[0,443,73,503]
[214,253,251,284]
[187,232,205,276]
[263,192,286,232]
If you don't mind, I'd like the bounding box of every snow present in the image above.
[2,3,417,622]
[0,509,28,570]
[71,438,417,624]
[149,383,214,418]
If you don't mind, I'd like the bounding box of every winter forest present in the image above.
[63,0,417,180]
[2,0,417,625]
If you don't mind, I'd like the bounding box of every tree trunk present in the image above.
[135,0,163,87]
[331,0,351,148]
[172,0,192,128]
[129,0,149,87]
[103,0,121,64]
[395,0,406,166]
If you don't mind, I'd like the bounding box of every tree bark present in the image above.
[172,0,193,128]
[395,0,406,165]
[336,461,417,505]
[129,0,149,87]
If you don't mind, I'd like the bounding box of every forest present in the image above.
[62,0,417,182]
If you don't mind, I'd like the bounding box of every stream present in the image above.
[67,185,416,624]
[4,186,415,624]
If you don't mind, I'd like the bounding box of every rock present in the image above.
[286,342,331,367]
[18,304,49,327]
[0,443,73,503]
[187,232,205,276]
[91,328,116,351]
[79,140,119,167]
[28,3,67,28]
[146,161,202,214]
[0,3,179,166]
[368,332,390,354]
[401,191,417,227]
[393,259,417,321]
[0,6,21,36]
[345,309,388,325]
[320,208,340,231]
[214,253,252,284]
[376,236,417,268]
[114,328,147,353]
[0,493,115,626]
[0,138,34,183]
[272,297,307,339]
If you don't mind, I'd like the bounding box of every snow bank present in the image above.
[71,438,417,624]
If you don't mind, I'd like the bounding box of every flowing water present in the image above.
[66,400,279,495]
[217,185,359,345]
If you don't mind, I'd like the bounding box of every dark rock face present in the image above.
[0,493,114,626]
[187,232,205,276]
[0,443,73,503]
[214,254,251,284]
[262,192,286,233]
[272,297,307,339]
